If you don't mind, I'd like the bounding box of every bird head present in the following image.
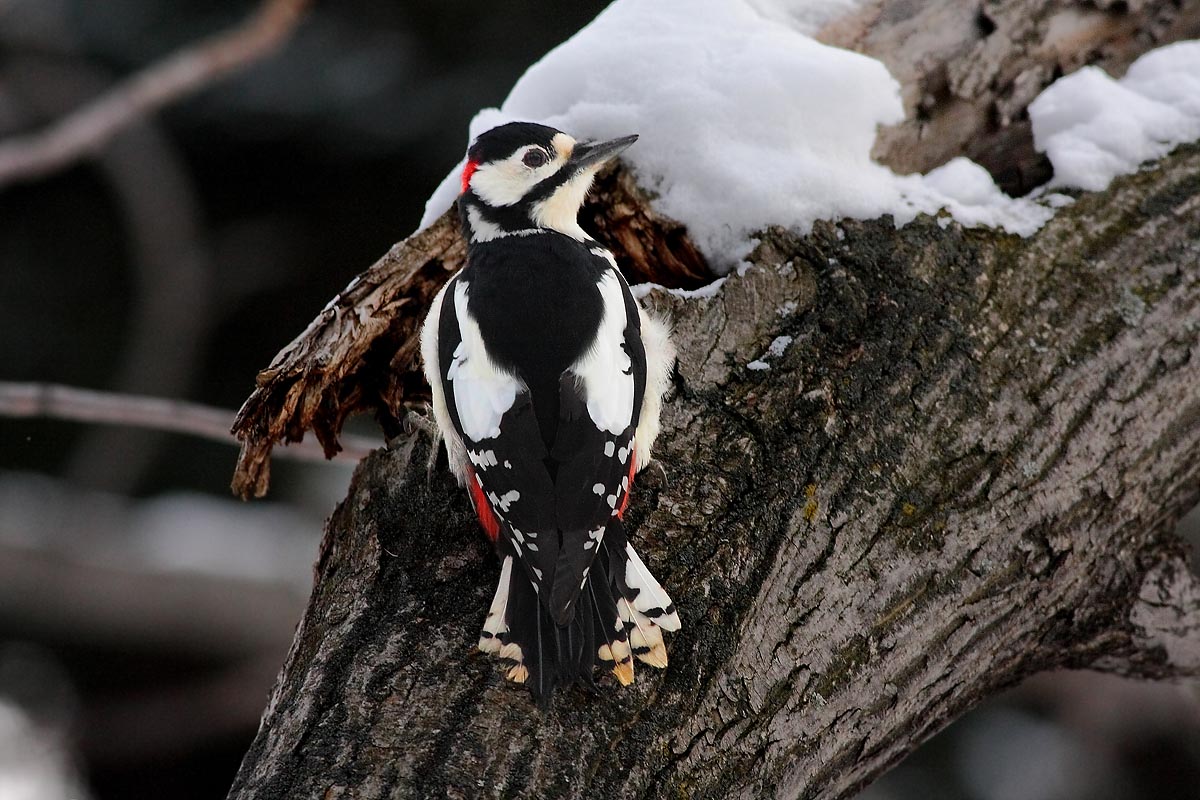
[457,122,638,243]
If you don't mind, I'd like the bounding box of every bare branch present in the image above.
[0,0,311,189]
[0,381,375,464]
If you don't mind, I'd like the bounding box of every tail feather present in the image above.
[604,523,678,668]
[478,518,679,701]
[618,597,669,668]
[478,555,513,654]
[621,543,681,631]
[588,569,636,685]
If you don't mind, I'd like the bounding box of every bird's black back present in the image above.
[461,232,608,449]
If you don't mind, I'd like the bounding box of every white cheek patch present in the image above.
[469,161,529,207]
[469,142,573,210]
[530,171,595,240]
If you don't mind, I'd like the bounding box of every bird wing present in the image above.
[585,245,673,472]
[433,277,557,576]
[545,267,646,622]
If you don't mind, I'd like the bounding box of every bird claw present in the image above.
[646,458,668,484]
[401,408,440,440]
[403,407,446,482]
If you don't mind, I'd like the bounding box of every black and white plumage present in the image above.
[419,122,679,699]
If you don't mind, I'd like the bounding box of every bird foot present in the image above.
[397,406,444,481]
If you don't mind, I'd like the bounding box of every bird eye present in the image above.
[522,149,549,168]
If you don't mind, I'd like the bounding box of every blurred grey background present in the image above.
[0,1,1197,798]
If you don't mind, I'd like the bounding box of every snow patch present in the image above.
[748,334,793,371]
[767,335,793,357]
[901,158,1051,235]
[1030,41,1200,192]
[744,0,867,35]
[423,3,1199,270]
[420,0,1052,271]
[631,276,728,300]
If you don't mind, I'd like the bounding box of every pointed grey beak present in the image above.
[569,134,638,171]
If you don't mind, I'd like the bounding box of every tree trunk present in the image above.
[228,141,1200,799]
[226,2,1200,796]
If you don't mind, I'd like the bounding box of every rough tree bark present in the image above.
[226,3,1200,798]
[228,143,1200,798]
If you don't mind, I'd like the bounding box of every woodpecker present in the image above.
[420,122,680,700]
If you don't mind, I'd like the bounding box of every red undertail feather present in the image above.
[616,451,637,520]
[467,466,500,542]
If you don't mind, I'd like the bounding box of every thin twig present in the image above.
[0,382,376,463]
[0,0,311,189]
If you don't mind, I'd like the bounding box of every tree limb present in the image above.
[0,0,311,189]
[227,144,1200,799]
[228,0,1200,499]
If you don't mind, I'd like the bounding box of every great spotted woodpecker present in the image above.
[420,122,680,700]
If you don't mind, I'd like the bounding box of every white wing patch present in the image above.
[569,270,634,435]
[420,278,468,483]
[446,281,522,441]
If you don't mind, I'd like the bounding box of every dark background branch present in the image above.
[0,0,310,189]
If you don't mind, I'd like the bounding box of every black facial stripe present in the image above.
[461,193,532,233]
[524,162,578,204]
[459,159,579,237]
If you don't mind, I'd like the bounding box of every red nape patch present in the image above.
[467,467,500,542]
[617,450,637,520]
[460,160,479,194]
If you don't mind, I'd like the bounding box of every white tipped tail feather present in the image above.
[623,543,681,630]
[478,556,513,654]
[476,522,678,694]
